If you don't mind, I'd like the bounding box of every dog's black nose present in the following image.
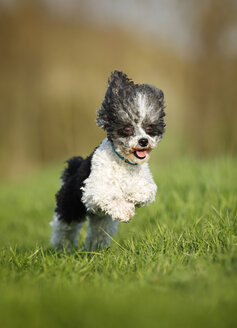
[138,138,148,147]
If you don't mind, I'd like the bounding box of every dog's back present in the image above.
[55,155,93,224]
[61,156,84,183]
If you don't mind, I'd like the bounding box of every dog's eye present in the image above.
[123,126,133,135]
[145,125,153,134]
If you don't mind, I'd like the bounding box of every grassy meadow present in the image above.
[0,154,237,328]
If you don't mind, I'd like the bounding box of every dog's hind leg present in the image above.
[50,214,84,250]
[85,214,118,251]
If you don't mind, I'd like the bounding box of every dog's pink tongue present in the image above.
[136,150,147,158]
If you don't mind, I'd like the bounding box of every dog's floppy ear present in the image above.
[96,70,134,129]
[156,88,165,112]
[145,84,165,111]
[155,88,166,119]
[108,70,134,94]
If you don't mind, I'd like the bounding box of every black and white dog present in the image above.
[50,71,166,251]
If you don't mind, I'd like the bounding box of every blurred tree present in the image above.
[187,0,237,154]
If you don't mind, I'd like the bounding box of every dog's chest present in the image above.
[117,164,157,204]
[115,165,151,197]
[85,153,156,205]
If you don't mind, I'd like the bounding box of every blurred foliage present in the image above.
[187,0,237,154]
[0,0,236,178]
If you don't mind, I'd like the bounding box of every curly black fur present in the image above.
[55,154,93,224]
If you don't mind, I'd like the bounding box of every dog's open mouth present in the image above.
[133,149,150,160]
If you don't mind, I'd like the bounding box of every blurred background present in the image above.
[0,0,237,179]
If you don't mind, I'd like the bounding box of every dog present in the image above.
[50,70,166,251]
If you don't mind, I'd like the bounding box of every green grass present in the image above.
[0,156,237,328]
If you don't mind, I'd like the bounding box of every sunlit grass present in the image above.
[0,156,237,328]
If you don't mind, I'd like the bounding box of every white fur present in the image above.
[81,138,157,223]
[85,214,118,251]
[50,214,83,250]
[137,93,148,121]
[137,93,154,123]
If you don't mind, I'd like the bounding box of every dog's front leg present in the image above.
[82,185,135,223]
[81,168,137,223]
[105,197,135,223]
[85,214,118,251]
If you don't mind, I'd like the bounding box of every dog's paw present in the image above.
[118,208,133,223]
[110,201,134,223]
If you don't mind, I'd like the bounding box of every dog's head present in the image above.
[97,71,166,164]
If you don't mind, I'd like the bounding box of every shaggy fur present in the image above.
[50,70,166,251]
